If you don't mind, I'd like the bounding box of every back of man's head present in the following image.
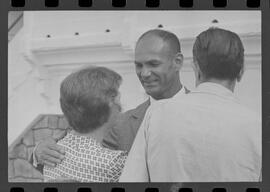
[193,28,244,81]
[137,29,181,54]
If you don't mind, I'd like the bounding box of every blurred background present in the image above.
[8,11,261,150]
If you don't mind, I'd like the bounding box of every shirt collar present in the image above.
[149,86,186,105]
[131,86,186,119]
[193,82,237,101]
[67,131,102,146]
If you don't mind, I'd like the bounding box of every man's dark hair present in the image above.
[60,66,122,134]
[193,27,244,80]
[137,29,181,53]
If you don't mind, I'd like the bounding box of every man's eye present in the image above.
[149,62,160,66]
[135,63,142,68]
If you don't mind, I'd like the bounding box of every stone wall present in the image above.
[8,114,69,182]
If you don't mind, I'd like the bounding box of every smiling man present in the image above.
[134,30,184,100]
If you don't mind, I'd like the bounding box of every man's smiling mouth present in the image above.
[143,80,158,87]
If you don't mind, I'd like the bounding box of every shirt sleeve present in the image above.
[108,151,127,182]
[32,142,40,167]
[30,141,44,173]
[118,110,151,182]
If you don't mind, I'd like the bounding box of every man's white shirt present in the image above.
[119,82,261,182]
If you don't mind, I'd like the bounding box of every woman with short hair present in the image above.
[43,66,127,182]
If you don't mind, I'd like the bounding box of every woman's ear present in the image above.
[114,92,121,106]
[109,92,122,112]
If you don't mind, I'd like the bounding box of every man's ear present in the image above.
[192,59,203,86]
[192,59,200,74]
[173,52,183,71]
[237,67,244,82]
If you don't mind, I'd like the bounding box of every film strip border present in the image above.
[9,0,264,8]
[8,186,263,192]
[2,0,270,192]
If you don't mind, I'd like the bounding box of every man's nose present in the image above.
[141,67,151,77]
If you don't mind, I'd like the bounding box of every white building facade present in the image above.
[8,11,261,145]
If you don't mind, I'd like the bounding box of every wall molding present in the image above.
[26,32,261,74]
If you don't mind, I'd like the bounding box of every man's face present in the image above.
[135,36,179,99]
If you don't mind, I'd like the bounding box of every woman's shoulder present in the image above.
[99,147,127,160]
[58,132,126,160]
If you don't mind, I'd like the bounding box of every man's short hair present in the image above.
[193,27,244,80]
[137,29,181,53]
[60,66,122,133]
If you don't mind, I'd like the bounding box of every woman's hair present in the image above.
[60,66,122,133]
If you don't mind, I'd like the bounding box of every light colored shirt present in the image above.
[44,132,127,182]
[119,82,261,182]
[119,86,186,182]
[149,85,186,107]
